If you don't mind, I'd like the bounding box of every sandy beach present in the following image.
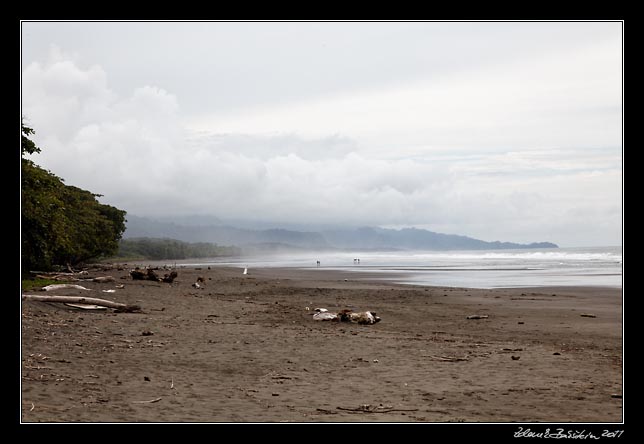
[20,264,623,423]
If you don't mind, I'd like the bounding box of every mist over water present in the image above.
[180,246,623,289]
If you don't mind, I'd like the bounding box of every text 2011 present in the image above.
[602,430,624,439]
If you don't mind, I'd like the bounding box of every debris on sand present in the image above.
[22,294,141,313]
[132,397,162,404]
[34,270,89,281]
[130,268,160,281]
[162,271,178,283]
[64,303,108,311]
[580,313,597,318]
[129,268,177,283]
[340,309,381,325]
[192,277,205,289]
[466,315,489,320]
[41,284,91,292]
[427,355,469,362]
[334,404,419,414]
[311,308,381,325]
[313,311,338,321]
[92,276,115,283]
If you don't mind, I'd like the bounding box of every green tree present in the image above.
[21,122,126,271]
[21,120,40,155]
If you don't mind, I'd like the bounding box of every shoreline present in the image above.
[132,259,623,291]
[21,263,623,423]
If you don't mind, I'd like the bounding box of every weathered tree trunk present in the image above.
[130,268,160,281]
[22,294,141,312]
[161,271,178,283]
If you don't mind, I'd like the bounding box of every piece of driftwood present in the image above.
[427,355,469,362]
[313,311,338,321]
[36,274,79,282]
[311,308,381,324]
[130,268,160,281]
[92,276,115,283]
[41,284,91,292]
[132,397,162,404]
[129,269,147,280]
[22,294,141,313]
[64,303,108,311]
[162,271,178,283]
[34,270,89,281]
[336,404,419,414]
[316,408,338,415]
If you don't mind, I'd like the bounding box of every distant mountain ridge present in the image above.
[124,215,558,251]
[321,226,557,250]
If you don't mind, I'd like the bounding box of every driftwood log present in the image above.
[130,268,177,283]
[22,294,141,313]
[130,268,159,281]
[162,271,178,283]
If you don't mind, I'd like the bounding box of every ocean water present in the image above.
[185,246,622,289]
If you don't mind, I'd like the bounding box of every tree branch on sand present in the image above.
[22,294,141,312]
[332,404,419,414]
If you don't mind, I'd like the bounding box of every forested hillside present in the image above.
[117,238,241,260]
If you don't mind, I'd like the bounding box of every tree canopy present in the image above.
[21,122,127,271]
[21,121,40,155]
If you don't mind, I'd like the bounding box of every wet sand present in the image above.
[20,264,623,423]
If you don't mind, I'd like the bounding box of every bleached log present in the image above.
[22,294,141,312]
[41,284,91,292]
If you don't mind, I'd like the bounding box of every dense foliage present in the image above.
[117,237,241,260]
[21,122,40,155]
[21,123,127,271]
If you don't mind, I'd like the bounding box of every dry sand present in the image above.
[20,264,623,423]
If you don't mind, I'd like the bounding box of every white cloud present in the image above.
[186,33,621,157]
[22,48,184,206]
[21,35,622,247]
[184,132,357,161]
[22,47,115,143]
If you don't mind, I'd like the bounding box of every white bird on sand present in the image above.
[243,267,248,275]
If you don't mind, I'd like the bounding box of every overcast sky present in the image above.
[21,21,622,247]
